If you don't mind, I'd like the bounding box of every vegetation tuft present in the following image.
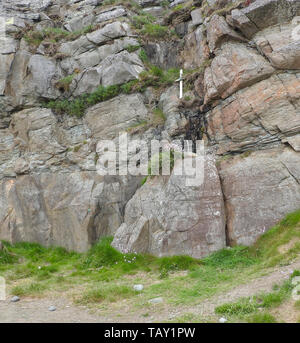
[45,65,181,117]
[0,210,299,317]
[215,279,294,322]
[24,25,95,47]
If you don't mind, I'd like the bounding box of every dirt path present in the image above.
[194,259,300,317]
[1,259,299,323]
[0,297,106,323]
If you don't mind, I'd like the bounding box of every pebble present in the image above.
[148,297,163,304]
[219,317,227,323]
[133,284,144,291]
[48,306,56,312]
[11,296,20,303]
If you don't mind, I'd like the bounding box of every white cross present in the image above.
[175,69,184,99]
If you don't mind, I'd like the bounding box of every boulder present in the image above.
[219,147,300,246]
[240,0,300,31]
[191,8,203,26]
[0,172,141,251]
[95,6,127,24]
[64,13,95,32]
[169,0,187,7]
[112,154,226,258]
[0,172,101,251]
[10,108,66,157]
[204,42,275,104]
[0,37,18,55]
[268,42,300,69]
[206,14,247,53]
[254,20,300,70]
[59,35,95,56]
[86,21,131,45]
[99,51,144,87]
[73,51,144,95]
[60,37,139,74]
[84,93,149,140]
[143,7,165,24]
[7,53,62,103]
[230,9,259,39]
[206,72,300,154]
[7,108,95,174]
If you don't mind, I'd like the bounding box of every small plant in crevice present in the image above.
[140,23,169,39]
[45,65,181,117]
[45,84,121,117]
[132,13,156,30]
[131,11,176,41]
[172,4,184,11]
[55,74,76,92]
[24,25,96,48]
[152,107,166,125]
[139,48,149,63]
[124,44,141,53]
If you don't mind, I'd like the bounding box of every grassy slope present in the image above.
[0,210,299,322]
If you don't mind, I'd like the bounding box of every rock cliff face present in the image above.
[0,0,299,258]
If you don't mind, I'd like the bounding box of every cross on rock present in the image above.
[175,69,184,99]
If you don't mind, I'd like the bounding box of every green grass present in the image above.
[0,210,299,314]
[140,24,169,39]
[58,74,75,85]
[11,282,48,297]
[250,209,300,266]
[0,245,17,265]
[216,298,257,316]
[246,312,277,323]
[153,108,166,123]
[131,11,174,40]
[46,84,122,117]
[0,237,200,299]
[132,14,155,30]
[24,25,95,47]
[77,285,136,304]
[55,74,76,92]
[126,120,148,134]
[125,44,140,53]
[139,49,149,63]
[173,4,184,11]
[159,256,200,279]
[45,67,181,117]
[215,279,294,322]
